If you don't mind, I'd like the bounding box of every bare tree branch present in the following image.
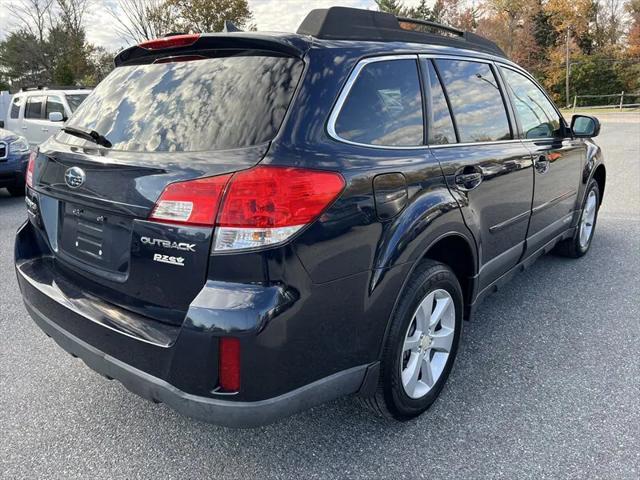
[7,0,55,42]
[106,0,170,43]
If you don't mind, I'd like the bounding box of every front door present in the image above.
[424,57,534,292]
[498,66,585,253]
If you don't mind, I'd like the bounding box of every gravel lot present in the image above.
[1,118,639,479]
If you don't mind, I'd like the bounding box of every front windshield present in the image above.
[66,94,89,112]
[63,54,303,152]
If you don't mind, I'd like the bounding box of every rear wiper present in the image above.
[62,126,112,148]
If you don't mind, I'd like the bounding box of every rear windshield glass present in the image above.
[63,55,303,152]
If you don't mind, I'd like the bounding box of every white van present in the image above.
[5,87,91,147]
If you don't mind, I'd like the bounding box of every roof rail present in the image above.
[19,85,92,92]
[297,7,506,58]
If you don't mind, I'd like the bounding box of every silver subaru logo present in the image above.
[64,167,86,188]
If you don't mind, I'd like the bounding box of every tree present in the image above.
[152,0,254,33]
[404,0,435,20]
[376,0,405,15]
[107,0,173,43]
[7,0,54,42]
[0,31,50,86]
[477,0,534,59]
[627,0,640,56]
[0,0,115,88]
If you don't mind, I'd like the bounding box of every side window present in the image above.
[334,58,424,146]
[25,96,44,119]
[10,96,23,119]
[422,59,456,145]
[435,59,511,143]
[500,67,562,139]
[46,96,65,119]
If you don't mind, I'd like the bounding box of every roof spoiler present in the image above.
[114,33,307,67]
[297,7,506,58]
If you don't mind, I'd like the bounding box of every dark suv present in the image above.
[15,7,605,427]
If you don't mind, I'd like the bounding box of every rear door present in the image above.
[23,95,49,146]
[498,66,585,253]
[29,52,304,325]
[6,95,24,133]
[424,57,534,291]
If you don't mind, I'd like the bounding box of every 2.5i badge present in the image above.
[153,254,185,267]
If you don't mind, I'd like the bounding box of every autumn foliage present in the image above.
[377,0,639,105]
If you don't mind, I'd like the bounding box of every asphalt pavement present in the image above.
[1,117,639,479]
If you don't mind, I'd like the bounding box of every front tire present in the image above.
[362,260,463,421]
[554,179,600,258]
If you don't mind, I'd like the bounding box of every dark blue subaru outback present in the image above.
[15,7,605,427]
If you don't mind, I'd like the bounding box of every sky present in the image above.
[0,0,427,52]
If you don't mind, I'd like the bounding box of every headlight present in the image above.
[9,136,30,154]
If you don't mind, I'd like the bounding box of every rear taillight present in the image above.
[139,33,200,50]
[26,151,36,188]
[149,166,345,250]
[214,166,345,252]
[219,337,241,392]
[149,174,232,226]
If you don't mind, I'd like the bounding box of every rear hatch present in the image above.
[30,42,305,325]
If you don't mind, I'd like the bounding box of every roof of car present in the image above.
[14,89,91,97]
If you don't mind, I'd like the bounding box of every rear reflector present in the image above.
[219,337,241,392]
[139,34,200,50]
[149,174,232,226]
[26,151,36,188]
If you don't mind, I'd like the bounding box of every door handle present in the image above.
[42,128,49,132]
[21,126,27,130]
[454,171,483,191]
[535,155,550,174]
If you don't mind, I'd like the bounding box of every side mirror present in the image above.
[0,120,4,128]
[571,115,600,138]
[48,111,64,122]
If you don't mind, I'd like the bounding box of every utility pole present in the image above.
[565,27,571,108]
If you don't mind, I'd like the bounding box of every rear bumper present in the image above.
[24,298,366,427]
[15,221,370,427]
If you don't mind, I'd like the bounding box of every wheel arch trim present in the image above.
[374,229,478,359]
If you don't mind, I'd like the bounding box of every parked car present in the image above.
[0,91,13,128]
[4,87,90,147]
[15,7,605,427]
[0,128,30,196]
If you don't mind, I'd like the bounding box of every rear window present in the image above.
[25,96,44,119]
[334,59,424,146]
[10,96,22,119]
[65,94,89,112]
[64,55,303,152]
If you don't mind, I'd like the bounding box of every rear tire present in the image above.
[7,185,25,197]
[361,260,463,421]
[553,179,600,258]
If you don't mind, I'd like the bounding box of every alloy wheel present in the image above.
[400,289,455,399]
[579,190,597,249]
